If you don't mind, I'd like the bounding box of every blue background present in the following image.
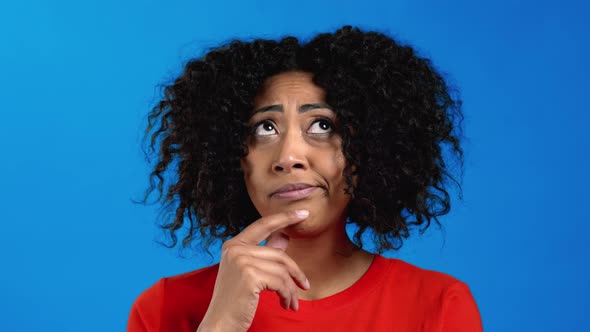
[1,0,588,331]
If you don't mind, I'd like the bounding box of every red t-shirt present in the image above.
[128,255,483,331]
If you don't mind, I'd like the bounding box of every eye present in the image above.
[253,120,277,136]
[307,118,334,135]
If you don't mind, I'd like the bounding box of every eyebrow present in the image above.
[252,103,333,115]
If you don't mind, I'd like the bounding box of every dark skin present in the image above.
[198,71,374,332]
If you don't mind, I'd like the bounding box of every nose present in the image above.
[271,130,308,174]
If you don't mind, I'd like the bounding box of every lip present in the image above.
[271,183,319,200]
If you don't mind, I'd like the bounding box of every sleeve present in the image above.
[127,278,166,332]
[439,282,483,332]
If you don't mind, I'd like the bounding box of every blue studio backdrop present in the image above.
[1,0,588,331]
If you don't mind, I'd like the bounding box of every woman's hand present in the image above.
[197,210,311,332]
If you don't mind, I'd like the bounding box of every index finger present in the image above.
[233,210,309,245]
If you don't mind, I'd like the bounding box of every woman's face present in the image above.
[240,71,351,238]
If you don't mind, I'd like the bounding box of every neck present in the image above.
[284,221,373,301]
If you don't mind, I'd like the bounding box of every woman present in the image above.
[128,26,483,331]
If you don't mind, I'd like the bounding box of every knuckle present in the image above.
[277,252,299,273]
[221,241,233,252]
[276,249,292,262]
[241,265,257,279]
[234,254,249,267]
[282,272,295,288]
[221,245,240,261]
[271,248,290,263]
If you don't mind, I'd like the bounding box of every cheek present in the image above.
[240,153,269,199]
[240,156,258,192]
[240,148,267,176]
[326,138,347,179]
[329,152,354,200]
[333,152,347,180]
[317,150,348,188]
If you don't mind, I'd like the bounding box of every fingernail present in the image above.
[293,299,299,311]
[304,278,311,290]
[295,210,309,218]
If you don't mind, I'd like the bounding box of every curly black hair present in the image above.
[141,25,463,254]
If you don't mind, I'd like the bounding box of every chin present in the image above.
[283,219,319,239]
[258,200,347,236]
[287,214,344,239]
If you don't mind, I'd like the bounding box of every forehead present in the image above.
[254,71,326,106]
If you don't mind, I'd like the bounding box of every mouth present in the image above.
[271,183,320,201]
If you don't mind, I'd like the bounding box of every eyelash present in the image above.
[250,117,335,137]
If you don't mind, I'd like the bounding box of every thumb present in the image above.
[265,232,290,251]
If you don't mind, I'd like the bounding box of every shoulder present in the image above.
[161,263,220,298]
[127,264,220,331]
[379,256,464,293]
[377,256,483,331]
[136,263,220,306]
